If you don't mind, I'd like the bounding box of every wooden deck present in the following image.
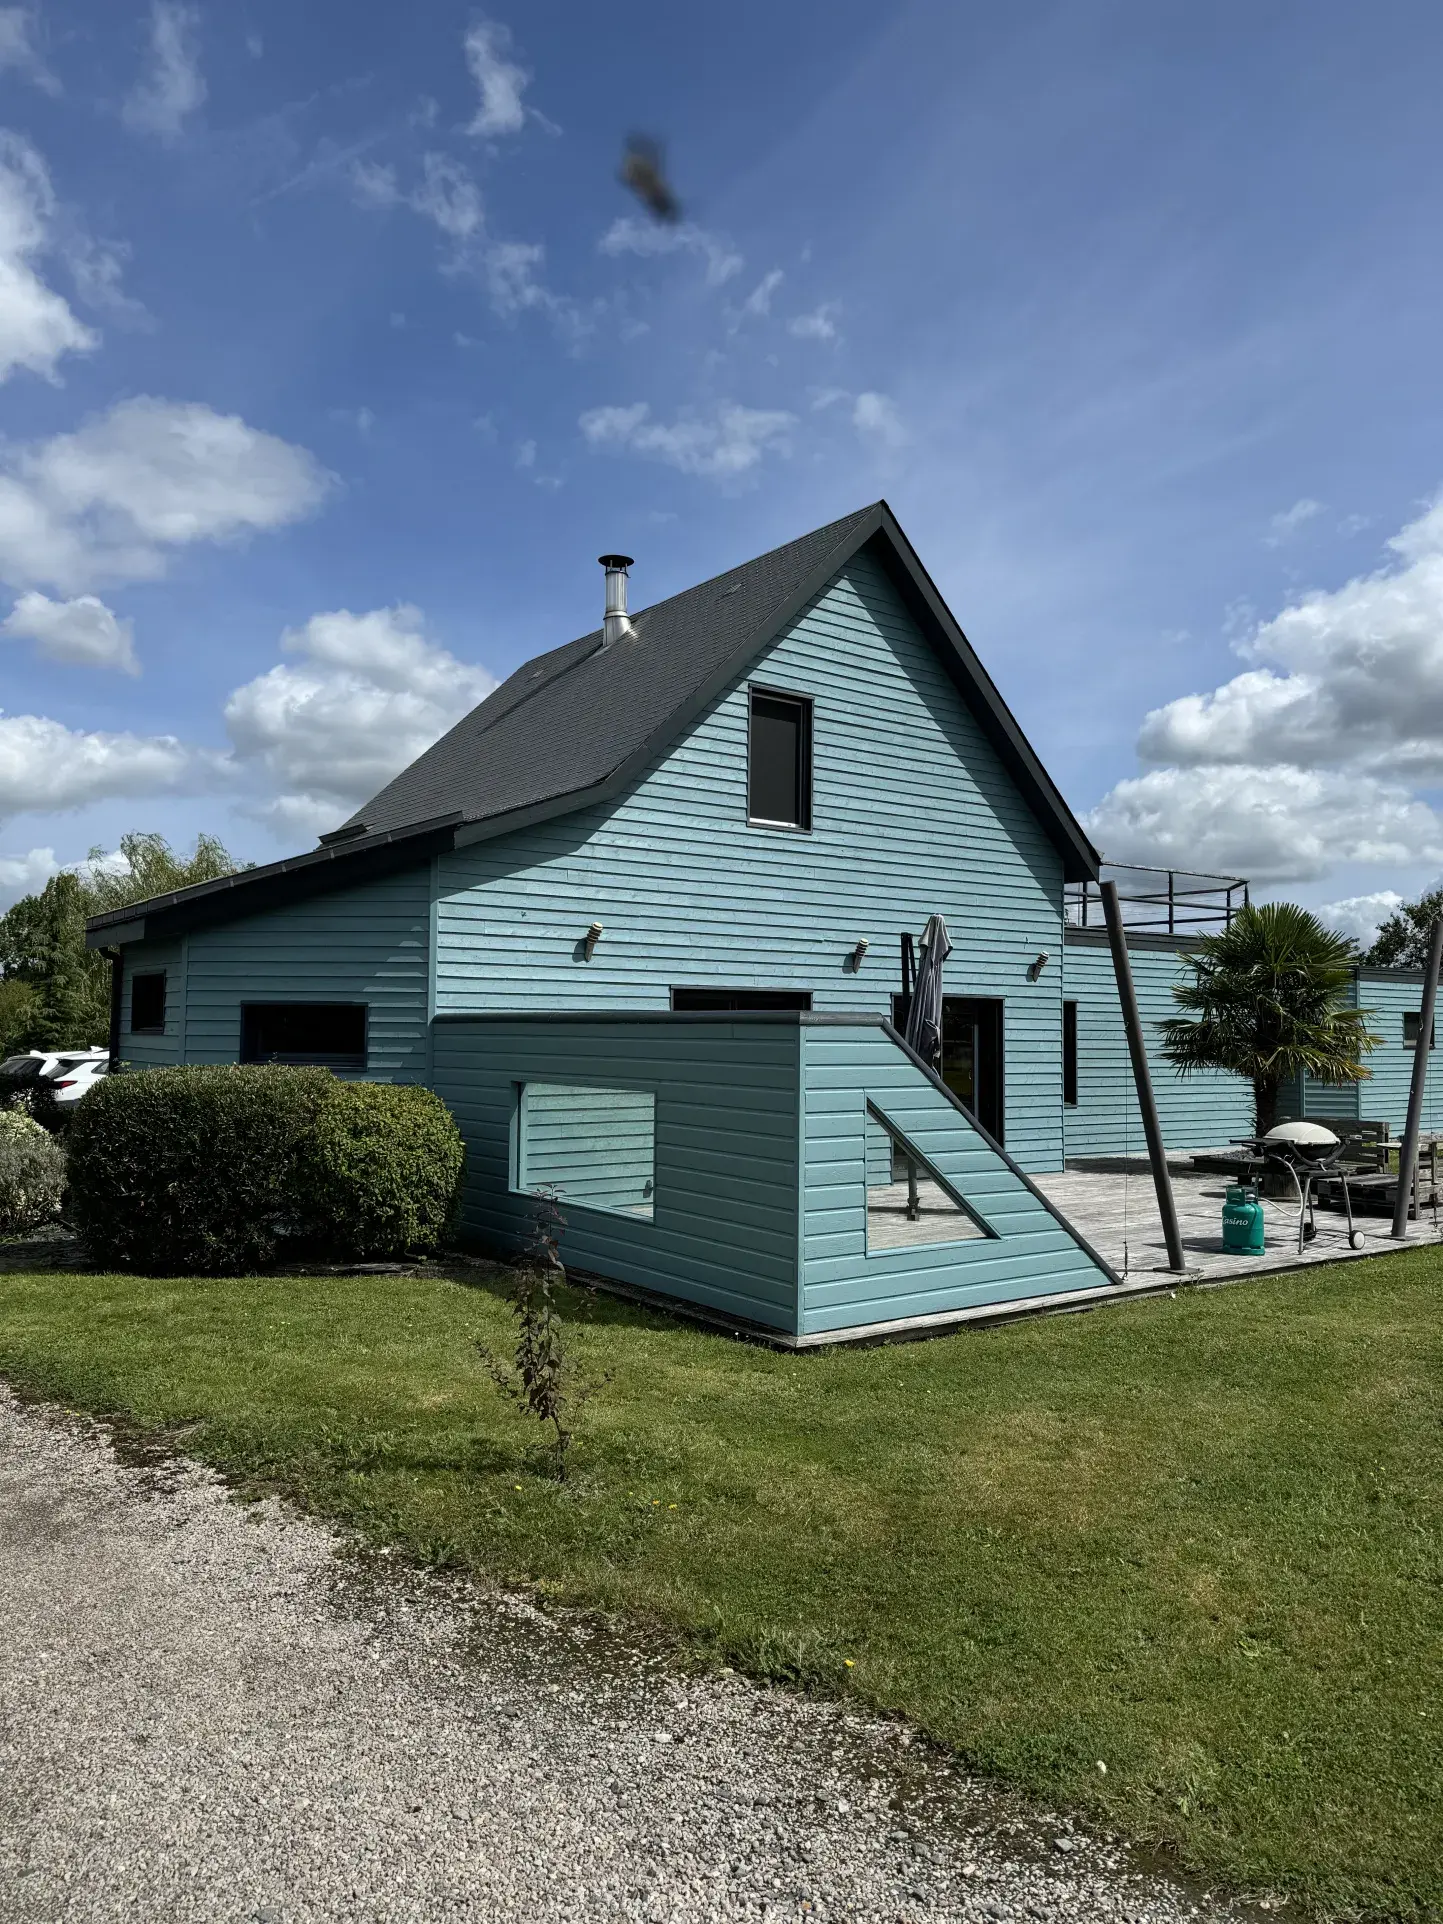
[1034,1159,1442,1281]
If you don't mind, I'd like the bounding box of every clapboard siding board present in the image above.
[799,1026,1111,1334]
[179,868,431,1081]
[116,938,185,1068]
[431,1017,803,1330]
[1061,936,1254,1155]
[436,555,1066,1173]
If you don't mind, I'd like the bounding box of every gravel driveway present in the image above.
[0,1385,1256,1924]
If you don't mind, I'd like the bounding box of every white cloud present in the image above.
[224,605,497,837]
[852,391,906,448]
[598,216,742,288]
[2,590,138,673]
[0,9,58,93]
[411,152,483,241]
[464,18,529,138]
[483,238,543,314]
[0,844,57,909]
[514,438,535,470]
[1317,890,1406,950]
[123,2,206,142]
[351,159,400,211]
[1085,765,1443,884]
[351,155,581,337]
[0,134,98,384]
[1265,497,1324,546]
[1089,493,1443,885]
[482,237,585,338]
[1138,494,1443,780]
[738,268,783,319]
[352,153,483,244]
[578,401,795,481]
[788,302,840,342]
[0,710,216,821]
[0,395,331,595]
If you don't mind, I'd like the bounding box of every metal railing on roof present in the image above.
[1066,863,1250,936]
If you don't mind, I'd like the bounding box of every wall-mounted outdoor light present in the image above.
[849,937,870,971]
[583,921,604,962]
[1027,951,1051,981]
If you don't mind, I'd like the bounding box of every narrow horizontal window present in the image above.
[130,970,166,1035]
[240,1003,367,1069]
[1403,1011,1436,1049]
[1062,1000,1078,1106]
[517,1082,655,1221]
[748,687,812,829]
[670,988,812,1011]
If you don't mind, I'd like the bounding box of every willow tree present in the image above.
[0,833,243,1054]
[1158,902,1379,1138]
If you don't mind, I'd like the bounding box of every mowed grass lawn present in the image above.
[1,1252,1440,1920]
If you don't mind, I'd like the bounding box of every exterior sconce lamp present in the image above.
[1027,951,1051,982]
[850,938,870,972]
[583,921,604,962]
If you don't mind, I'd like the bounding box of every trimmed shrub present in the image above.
[65,1065,464,1274]
[0,1110,67,1235]
[66,1065,333,1273]
[300,1081,463,1261]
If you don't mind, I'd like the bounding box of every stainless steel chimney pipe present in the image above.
[598,554,635,645]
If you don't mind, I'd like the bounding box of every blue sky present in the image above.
[2,0,1442,940]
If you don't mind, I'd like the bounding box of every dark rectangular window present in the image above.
[130,971,166,1034]
[240,1003,367,1068]
[1404,1011,1436,1049]
[748,688,812,829]
[671,988,812,1012]
[1063,999,1078,1105]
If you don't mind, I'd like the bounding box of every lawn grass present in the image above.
[1,1251,1440,1919]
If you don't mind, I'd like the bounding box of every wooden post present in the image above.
[1102,879,1187,1272]
[1391,916,1443,1239]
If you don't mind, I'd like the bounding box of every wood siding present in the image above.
[115,938,185,1069]
[1061,934,1254,1155]
[117,867,431,1080]
[800,1024,1111,1334]
[436,554,1067,1172]
[519,1082,656,1216]
[432,1016,802,1331]
[1347,973,1443,1133]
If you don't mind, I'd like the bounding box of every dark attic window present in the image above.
[130,971,166,1034]
[748,687,812,830]
[240,1003,368,1069]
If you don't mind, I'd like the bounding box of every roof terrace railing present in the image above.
[1066,863,1250,936]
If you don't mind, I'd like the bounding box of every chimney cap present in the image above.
[598,553,634,571]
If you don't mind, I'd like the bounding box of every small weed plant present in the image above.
[477,1190,604,1478]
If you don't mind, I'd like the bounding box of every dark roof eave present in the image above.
[83,813,463,947]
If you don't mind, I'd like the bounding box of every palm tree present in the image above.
[1158,902,1379,1138]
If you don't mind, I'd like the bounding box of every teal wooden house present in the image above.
[84,502,1440,1338]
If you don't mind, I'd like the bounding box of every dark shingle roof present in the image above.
[329,503,880,842]
[87,501,1098,944]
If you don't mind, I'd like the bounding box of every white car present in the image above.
[0,1048,110,1107]
[45,1050,110,1105]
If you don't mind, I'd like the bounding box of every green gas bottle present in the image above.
[1222,1182,1265,1253]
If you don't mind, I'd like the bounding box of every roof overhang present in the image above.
[84,816,461,948]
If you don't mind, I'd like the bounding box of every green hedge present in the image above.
[66,1066,463,1274]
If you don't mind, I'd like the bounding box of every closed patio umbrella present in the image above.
[901,915,952,1219]
[904,914,952,1070]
